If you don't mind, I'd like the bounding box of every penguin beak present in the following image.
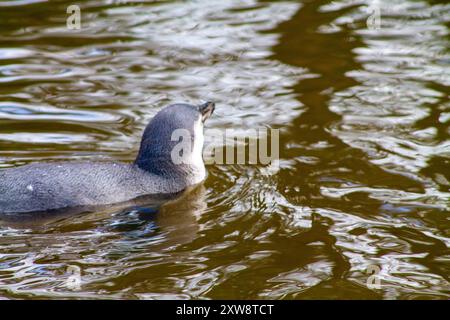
[199,101,215,122]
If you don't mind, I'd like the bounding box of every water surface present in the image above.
[0,0,449,299]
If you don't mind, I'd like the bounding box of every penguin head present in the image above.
[135,102,215,180]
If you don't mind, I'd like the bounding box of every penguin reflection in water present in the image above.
[0,102,215,218]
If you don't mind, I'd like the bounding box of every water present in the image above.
[0,0,449,299]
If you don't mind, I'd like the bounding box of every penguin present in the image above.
[0,102,215,215]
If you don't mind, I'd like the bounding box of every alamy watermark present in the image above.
[366,264,382,290]
[66,5,81,30]
[366,1,381,30]
[171,128,280,168]
[66,265,82,290]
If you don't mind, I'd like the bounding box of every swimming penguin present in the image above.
[0,102,215,215]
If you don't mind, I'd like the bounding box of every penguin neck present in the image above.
[134,155,206,185]
[134,118,207,186]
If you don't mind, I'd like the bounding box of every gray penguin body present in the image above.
[0,102,215,215]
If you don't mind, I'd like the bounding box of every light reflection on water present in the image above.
[0,0,449,299]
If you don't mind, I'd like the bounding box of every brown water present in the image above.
[0,0,449,299]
